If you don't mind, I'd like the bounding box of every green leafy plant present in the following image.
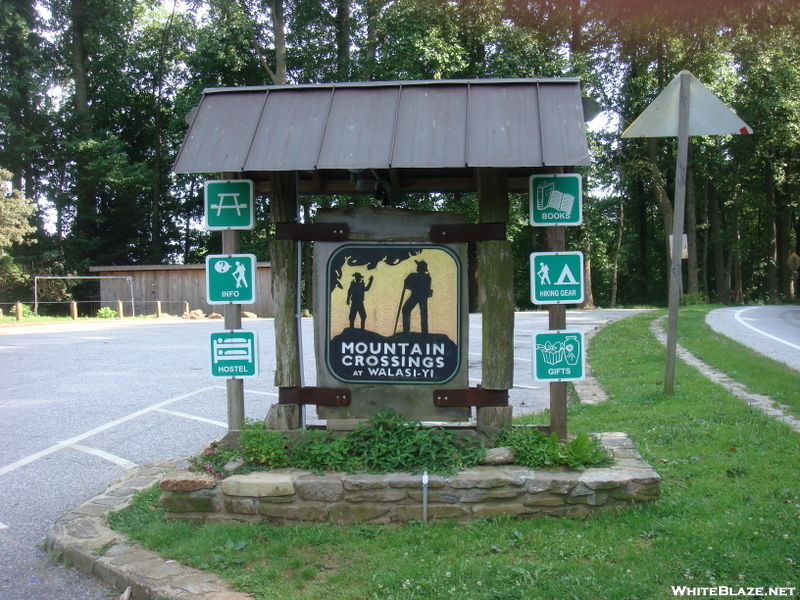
[289,429,364,473]
[346,410,484,475]
[96,306,117,318]
[495,428,612,470]
[238,420,290,468]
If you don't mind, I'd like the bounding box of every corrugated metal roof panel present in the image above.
[244,87,332,171]
[467,83,543,167]
[316,87,400,169]
[173,79,590,177]
[173,91,267,173]
[538,83,592,166]
[391,85,468,168]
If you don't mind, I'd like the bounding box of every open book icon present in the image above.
[536,181,575,215]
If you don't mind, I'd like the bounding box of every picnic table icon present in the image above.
[210,192,248,217]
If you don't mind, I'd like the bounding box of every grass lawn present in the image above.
[108,309,800,600]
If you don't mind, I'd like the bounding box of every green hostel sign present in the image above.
[532,330,585,382]
[210,330,259,378]
[529,174,582,226]
[204,180,255,230]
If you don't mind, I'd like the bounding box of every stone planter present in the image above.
[160,432,660,524]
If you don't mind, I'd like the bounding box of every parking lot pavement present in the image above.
[0,309,641,598]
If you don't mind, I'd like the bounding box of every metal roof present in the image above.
[173,79,590,194]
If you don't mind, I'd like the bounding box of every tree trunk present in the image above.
[686,144,699,295]
[362,0,380,80]
[707,182,729,304]
[270,0,287,84]
[611,195,624,308]
[647,139,674,286]
[764,160,778,302]
[70,0,95,239]
[334,0,350,80]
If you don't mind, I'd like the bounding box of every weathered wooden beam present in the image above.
[270,172,301,388]
[477,168,514,392]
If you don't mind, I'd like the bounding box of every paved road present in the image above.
[706,305,800,372]
[0,309,641,599]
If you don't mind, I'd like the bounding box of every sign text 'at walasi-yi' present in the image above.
[531,330,585,382]
[206,254,257,304]
[204,180,255,230]
[530,251,584,305]
[529,173,582,226]
[210,330,259,378]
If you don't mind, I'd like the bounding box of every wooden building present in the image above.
[89,263,275,317]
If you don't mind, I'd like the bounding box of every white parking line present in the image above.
[70,444,139,469]
[154,408,227,428]
[0,386,219,478]
[0,521,8,529]
[735,308,800,351]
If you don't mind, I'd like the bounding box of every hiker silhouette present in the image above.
[401,260,433,334]
[346,272,373,329]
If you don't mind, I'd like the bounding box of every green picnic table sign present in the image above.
[204,180,255,230]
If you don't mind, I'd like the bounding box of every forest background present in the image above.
[1,0,799,313]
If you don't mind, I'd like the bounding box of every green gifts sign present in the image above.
[532,330,585,382]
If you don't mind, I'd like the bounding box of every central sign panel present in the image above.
[313,206,469,422]
[326,244,461,384]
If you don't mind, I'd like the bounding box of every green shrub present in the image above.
[97,306,117,318]
[495,427,612,470]
[238,420,289,468]
[289,429,364,473]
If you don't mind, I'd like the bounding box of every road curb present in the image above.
[46,458,251,600]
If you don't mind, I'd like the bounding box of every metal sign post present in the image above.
[622,69,752,394]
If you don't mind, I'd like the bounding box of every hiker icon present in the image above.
[233,261,248,288]
[397,260,433,334]
[346,272,373,329]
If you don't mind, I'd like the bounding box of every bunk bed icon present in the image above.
[212,334,254,364]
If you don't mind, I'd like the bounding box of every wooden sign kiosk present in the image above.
[173,79,591,441]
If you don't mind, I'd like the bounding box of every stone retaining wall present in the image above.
[160,432,660,524]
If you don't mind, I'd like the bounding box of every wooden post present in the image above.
[70,301,78,320]
[268,171,302,430]
[476,168,514,432]
[15,301,23,322]
[154,300,162,319]
[548,226,568,440]
[221,227,246,445]
[116,299,125,319]
[183,301,190,317]
[664,72,691,395]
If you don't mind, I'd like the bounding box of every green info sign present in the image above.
[326,244,461,385]
[206,254,257,304]
[532,330,585,382]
